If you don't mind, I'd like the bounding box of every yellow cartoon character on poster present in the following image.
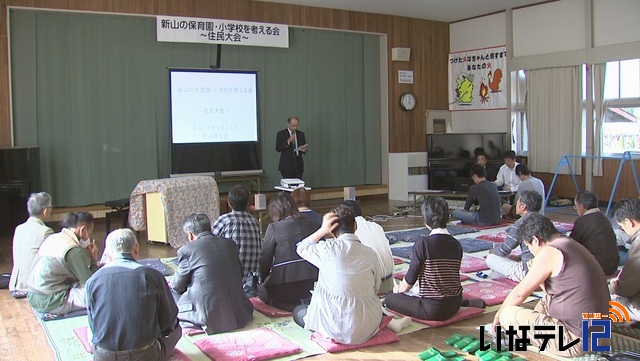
[455,74,474,104]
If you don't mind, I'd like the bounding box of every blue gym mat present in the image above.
[391,237,493,258]
[457,238,494,253]
[138,258,173,276]
[385,225,478,244]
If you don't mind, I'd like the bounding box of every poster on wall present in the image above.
[448,45,507,111]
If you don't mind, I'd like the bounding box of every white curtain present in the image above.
[526,66,583,174]
[592,63,606,176]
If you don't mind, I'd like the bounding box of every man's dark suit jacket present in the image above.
[569,211,620,276]
[276,128,306,175]
[171,232,253,334]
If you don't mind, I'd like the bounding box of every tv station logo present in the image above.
[480,301,630,353]
[582,300,630,352]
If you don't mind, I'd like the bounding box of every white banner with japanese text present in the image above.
[449,45,507,111]
[157,16,289,48]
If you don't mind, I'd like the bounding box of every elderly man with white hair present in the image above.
[86,229,181,361]
[9,192,53,298]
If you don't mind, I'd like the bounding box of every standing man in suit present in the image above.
[172,213,253,334]
[276,116,308,179]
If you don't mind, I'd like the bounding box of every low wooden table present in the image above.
[409,190,515,210]
[215,174,261,192]
[104,198,130,234]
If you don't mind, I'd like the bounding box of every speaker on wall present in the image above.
[391,47,411,61]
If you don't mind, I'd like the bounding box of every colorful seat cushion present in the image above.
[310,316,397,353]
[553,221,574,233]
[462,281,514,306]
[193,327,302,361]
[182,327,206,336]
[72,326,92,354]
[477,231,508,243]
[460,255,489,273]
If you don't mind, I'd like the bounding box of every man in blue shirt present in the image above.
[86,229,181,361]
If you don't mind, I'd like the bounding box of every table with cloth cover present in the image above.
[128,177,219,248]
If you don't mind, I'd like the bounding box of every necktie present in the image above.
[293,131,298,156]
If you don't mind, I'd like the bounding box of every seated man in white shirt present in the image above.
[502,164,546,217]
[494,150,521,193]
[342,200,394,294]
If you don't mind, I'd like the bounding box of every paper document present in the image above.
[295,144,308,152]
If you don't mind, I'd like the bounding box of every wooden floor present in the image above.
[0,195,579,361]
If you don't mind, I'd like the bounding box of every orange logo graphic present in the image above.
[606,301,630,323]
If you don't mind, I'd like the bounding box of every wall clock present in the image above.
[400,92,416,111]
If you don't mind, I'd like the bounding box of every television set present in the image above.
[428,133,507,160]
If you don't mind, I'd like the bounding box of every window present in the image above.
[511,60,640,156]
[511,70,527,155]
[603,106,640,153]
[602,59,640,154]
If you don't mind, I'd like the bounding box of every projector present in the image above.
[280,178,305,189]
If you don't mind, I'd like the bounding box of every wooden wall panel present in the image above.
[0,0,450,151]
[535,158,640,202]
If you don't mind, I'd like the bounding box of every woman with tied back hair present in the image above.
[27,211,98,314]
[257,192,320,311]
[386,197,483,321]
[290,187,321,227]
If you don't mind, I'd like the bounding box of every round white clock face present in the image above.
[401,93,416,111]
